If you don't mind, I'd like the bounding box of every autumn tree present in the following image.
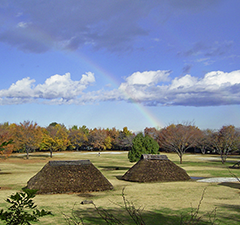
[105,127,120,149]
[40,129,57,158]
[115,127,134,150]
[9,121,43,159]
[128,132,159,162]
[144,127,159,141]
[158,123,201,164]
[88,128,105,150]
[68,126,88,151]
[0,123,14,157]
[209,125,240,164]
[40,123,70,157]
[196,129,214,154]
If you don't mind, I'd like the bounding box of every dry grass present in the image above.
[0,152,240,224]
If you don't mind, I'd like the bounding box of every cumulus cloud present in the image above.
[118,70,171,102]
[118,70,240,106]
[0,72,95,104]
[35,72,95,99]
[123,70,170,86]
[0,77,36,98]
[1,70,240,107]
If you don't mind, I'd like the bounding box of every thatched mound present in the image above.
[122,154,190,182]
[27,160,113,194]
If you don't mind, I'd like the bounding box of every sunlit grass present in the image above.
[0,151,240,224]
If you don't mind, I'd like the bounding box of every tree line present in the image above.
[0,121,240,164]
[0,121,134,159]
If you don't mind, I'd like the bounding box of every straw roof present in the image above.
[26,160,113,194]
[122,154,190,182]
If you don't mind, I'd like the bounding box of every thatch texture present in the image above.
[27,160,113,194]
[122,155,190,182]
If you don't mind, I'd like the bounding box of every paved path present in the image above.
[197,177,239,183]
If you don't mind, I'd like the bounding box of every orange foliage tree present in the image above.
[9,121,43,159]
[0,123,14,157]
[88,128,114,151]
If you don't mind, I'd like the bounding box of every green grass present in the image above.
[0,151,240,224]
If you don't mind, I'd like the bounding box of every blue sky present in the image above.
[0,0,240,132]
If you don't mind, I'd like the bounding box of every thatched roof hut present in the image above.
[27,160,113,194]
[122,154,190,182]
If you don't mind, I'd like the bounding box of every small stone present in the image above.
[80,200,93,205]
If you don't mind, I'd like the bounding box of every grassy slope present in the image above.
[0,152,240,224]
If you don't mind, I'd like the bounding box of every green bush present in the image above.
[128,133,159,162]
[0,189,52,225]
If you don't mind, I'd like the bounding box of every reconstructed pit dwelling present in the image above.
[122,154,191,182]
[27,160,113,194]
[27,155,190,194]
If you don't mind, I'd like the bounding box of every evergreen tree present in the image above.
[128,133,159,162]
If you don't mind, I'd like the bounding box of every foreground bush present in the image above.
[0,189,52,225]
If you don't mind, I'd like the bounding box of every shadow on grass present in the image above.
[2,154,51,160]
[214,207,240,224]
[98,166,130,171]
[77,193,95,198]
[66,207,217,225]
[218,204,240,213]
[218,182,240,189]
[0,172,12,175]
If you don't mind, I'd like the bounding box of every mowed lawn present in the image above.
[0,151,240,224]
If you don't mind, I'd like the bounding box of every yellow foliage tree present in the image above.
[9,121,43,159]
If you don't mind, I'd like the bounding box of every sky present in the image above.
[0,0,240,132]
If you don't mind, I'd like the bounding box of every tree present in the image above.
[116,127,134,150]
[128,133,159,162]
[0,123,14,157]
[104,136,112,150]
[9,121,43,159]
[144,127,159,140]
[40,124,70,156]
[158,123,201,164]
[106,127,120,149]
[68,127,88,151]
[196,129,214,154]
[210,125,240,164]
[0,140,13,154]
[89,128,107,150]
[40,130,57,158]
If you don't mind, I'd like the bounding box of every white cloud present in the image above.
[169,75,197,90]
[35,72,95,99]
[1,70,240,107]
[0,72,95,103]
[0,77,36,98]
[200,70,240,87]
[117,69,240,106]
[17,22,29,28]
[118,70,171,102]
[123,70,170,86]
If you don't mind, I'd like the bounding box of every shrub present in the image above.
[0,189,52,225]
[128,133,159,162]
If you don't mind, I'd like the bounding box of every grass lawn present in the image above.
[0,151,240,224]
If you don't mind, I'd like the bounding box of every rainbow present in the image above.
[70,52,164,129]
[6,16,164,129]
